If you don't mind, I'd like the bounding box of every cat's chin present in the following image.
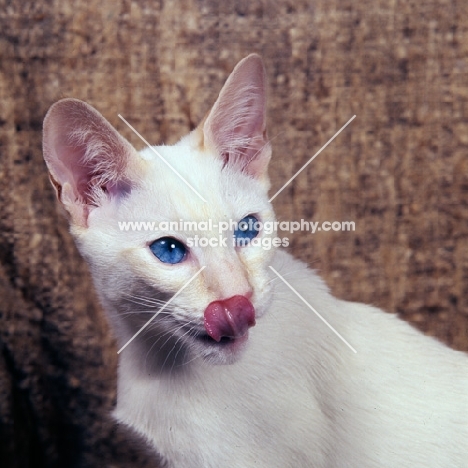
[193,331,250,365]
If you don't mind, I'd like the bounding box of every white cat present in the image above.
[43,55,468,467]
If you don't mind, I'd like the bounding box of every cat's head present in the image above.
[43,54,277,367]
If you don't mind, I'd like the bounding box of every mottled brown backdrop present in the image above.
[1,1,467,466]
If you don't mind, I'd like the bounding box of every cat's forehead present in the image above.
[138,144,225,205]
[124,145,267,222]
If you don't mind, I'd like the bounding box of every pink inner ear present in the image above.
[203,55,271,179]
[47,132,97,203]
[43,99,136,223]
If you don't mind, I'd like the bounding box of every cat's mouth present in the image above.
[179,311,253,365]
[196,333,236,344]
[189,329,251,363]
[194,331,249,347]
[176,295,256,361]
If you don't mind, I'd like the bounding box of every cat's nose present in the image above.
[204,295,256,342]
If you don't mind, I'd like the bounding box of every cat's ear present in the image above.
[43,99,139,227]
[201,54,271,183]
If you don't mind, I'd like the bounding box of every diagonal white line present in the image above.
[118,114,207,202]
[269,115,356,202]
[268,266,357,353]
[117,266,206,354]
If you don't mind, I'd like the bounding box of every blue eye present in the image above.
[234,215,260,246]
[150,237,187,264]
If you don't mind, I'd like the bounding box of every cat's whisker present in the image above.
[120,300,168,311]
[144,319,198,372]
[162,323,199,371]
[158,320,196,356]
[268,292,305,312]
[143,319,188,370]
[172,346,190,374]
[176,349,201,369]
[144,317,197,355]
[143,333,163,370]
[142,325,181,368]
[113,308,174,320]
[43,52,467,467]
[114,308,159,317]
[123,290,169,300]
[265,268,304,285]
[173,327,202,371]
[141,317,178,343]
[142,319,169,340]
[121,293,169,308]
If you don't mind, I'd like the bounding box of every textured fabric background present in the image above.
[1,1,467,466]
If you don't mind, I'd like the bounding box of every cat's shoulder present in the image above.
[270,249,330,293]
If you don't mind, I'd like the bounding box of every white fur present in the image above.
[42,55,468,467]
[115,249,468,467]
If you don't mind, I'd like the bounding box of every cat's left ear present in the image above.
[43,98,141,228]
[200,54,271,184]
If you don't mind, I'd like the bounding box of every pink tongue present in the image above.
[204,295,256,342]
